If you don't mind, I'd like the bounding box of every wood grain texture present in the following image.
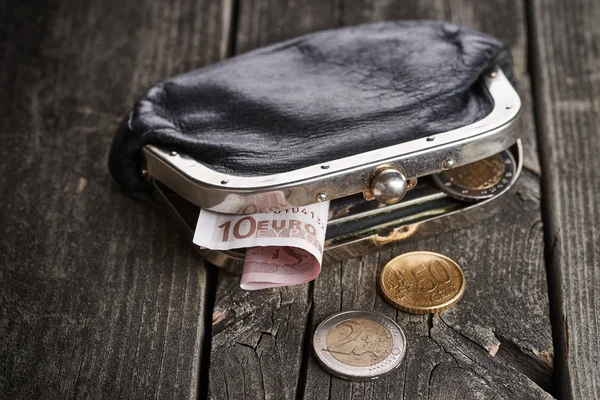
[529,0,600,398]
[207,3,340,398]
[209,276,311,400]
[0,0,230,398]
[302,2,554,398]
[208,1,554,399]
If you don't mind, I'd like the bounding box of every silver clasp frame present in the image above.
[142,67,520,214]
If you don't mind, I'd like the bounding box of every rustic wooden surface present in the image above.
[208,1,553,400]
[1,0,597,398]
[529,0,600,399]
[0,0,228,398]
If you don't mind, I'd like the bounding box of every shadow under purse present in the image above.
[108,20,522,273]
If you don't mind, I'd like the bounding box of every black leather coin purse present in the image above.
[109,21,521,271]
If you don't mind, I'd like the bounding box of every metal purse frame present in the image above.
[142,66,522,273]
[142,66,520,215]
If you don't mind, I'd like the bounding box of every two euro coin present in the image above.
[313,311,407,381]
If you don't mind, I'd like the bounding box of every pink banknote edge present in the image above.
[240,246,320,290]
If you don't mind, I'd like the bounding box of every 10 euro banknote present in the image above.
[193,202,330,290]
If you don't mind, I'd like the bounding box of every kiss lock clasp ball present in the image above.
[370,167,408,205]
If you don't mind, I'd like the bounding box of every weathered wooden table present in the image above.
[1,0,598,399]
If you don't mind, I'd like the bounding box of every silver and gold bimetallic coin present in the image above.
[380,252,465,314]
[432,149,516,201]
[313,311,407,381]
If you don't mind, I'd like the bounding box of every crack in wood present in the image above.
[431,315,553,398]
[495,333,553,393]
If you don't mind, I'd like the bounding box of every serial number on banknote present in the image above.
[273,207,326,229]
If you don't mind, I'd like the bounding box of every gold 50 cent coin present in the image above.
[380,252,465,314]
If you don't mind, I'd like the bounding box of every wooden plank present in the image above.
[529,0,600,398]
[303,2,554,398]
[208,1,553,399]
[209,277,312,400]
[207,3,340,399]
[0,0,231,398]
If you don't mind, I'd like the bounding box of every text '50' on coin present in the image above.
[313,311,407,381]
[380,252,465,314]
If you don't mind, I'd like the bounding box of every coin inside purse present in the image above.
[141,65,522,273]
[148,143,522,272]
